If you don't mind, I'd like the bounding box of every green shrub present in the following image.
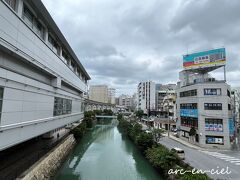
[145,146,180,172]
[71,122,87,139]
[135,132,155,153]
[179,172,211,180]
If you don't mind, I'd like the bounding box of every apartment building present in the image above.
[155,84,176,119]
[0,0,90,150]
[137,81,155,114]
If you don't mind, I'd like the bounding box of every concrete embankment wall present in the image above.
[17,134,76,180]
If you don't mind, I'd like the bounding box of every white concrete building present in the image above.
[118,94,134,110]
[0,0,90,150]
[176,71,232,149]
[108,88,116,104]
[89,85,108,103]
[137,81,155,114]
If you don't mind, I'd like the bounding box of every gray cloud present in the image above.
[42,0,240,95]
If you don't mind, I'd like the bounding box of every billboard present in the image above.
[183,48,226,70]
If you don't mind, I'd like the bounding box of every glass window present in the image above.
[4,0,16,11]
[34,20,45,39]
[180,89,197,97]
[205,118,223,132]
[204,103,222,110]
[48,35,60,55]
[53,97,72,116]
[23,4,45,40]
[23,4,34,28]
[206,136,224,145]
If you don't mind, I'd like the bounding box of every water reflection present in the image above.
[54,119,162,180]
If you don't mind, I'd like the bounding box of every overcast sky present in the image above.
[42,0,240,96]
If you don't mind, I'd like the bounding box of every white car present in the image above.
[171,147,185,160]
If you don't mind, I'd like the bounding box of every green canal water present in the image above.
[54,119,162,180]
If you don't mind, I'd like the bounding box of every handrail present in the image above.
[0,112,83,131]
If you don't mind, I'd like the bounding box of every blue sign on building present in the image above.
[180,109,198,118]
[228,118,235,136]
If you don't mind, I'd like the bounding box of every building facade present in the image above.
[176,71,232,149]
[155,84,177,119]
[137,81,155,114]
[0,0,90,150]
[108,88,116,104]
[89,85,108,103]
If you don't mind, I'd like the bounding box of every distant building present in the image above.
[108,88,116,104]
[89,85,108,103]
[89,85,116,104]
[155,84,177,119]
[231,88,240,128]
[137,81,155,114]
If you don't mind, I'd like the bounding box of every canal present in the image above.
[54,119,162,180]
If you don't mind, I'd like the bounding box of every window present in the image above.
[180,103,197,109]
[181,117,198,129]
[205,118,223,132]
[23,4,45,40]
[204,103,222,110]
[53,97,72,116]
[228,104,231,111]
[227,90,231,97]
[48,34,60,55]
[62,50,69,64]
[34,20,45,39]
[206,136,224,145]
[204,88,221,95]
[0,88,4,123]
[180,89,197,97]
[4,0,16,10]
[23,4,34,28]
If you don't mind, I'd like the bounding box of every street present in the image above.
[160,137,240,180]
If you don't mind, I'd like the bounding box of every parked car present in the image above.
[171,147,185,160]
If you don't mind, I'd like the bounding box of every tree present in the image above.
[129,123,142,141]
[152,128,165,142]
[135,132,155,152]
[135,109,144,121]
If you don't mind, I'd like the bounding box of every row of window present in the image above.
[204,103,222,110]
[180,103,197,109]
[3,0,88,83]
[53,97,72,116]
[179,103,231,111]
[180,89,197,97]
[181,88,231,97]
